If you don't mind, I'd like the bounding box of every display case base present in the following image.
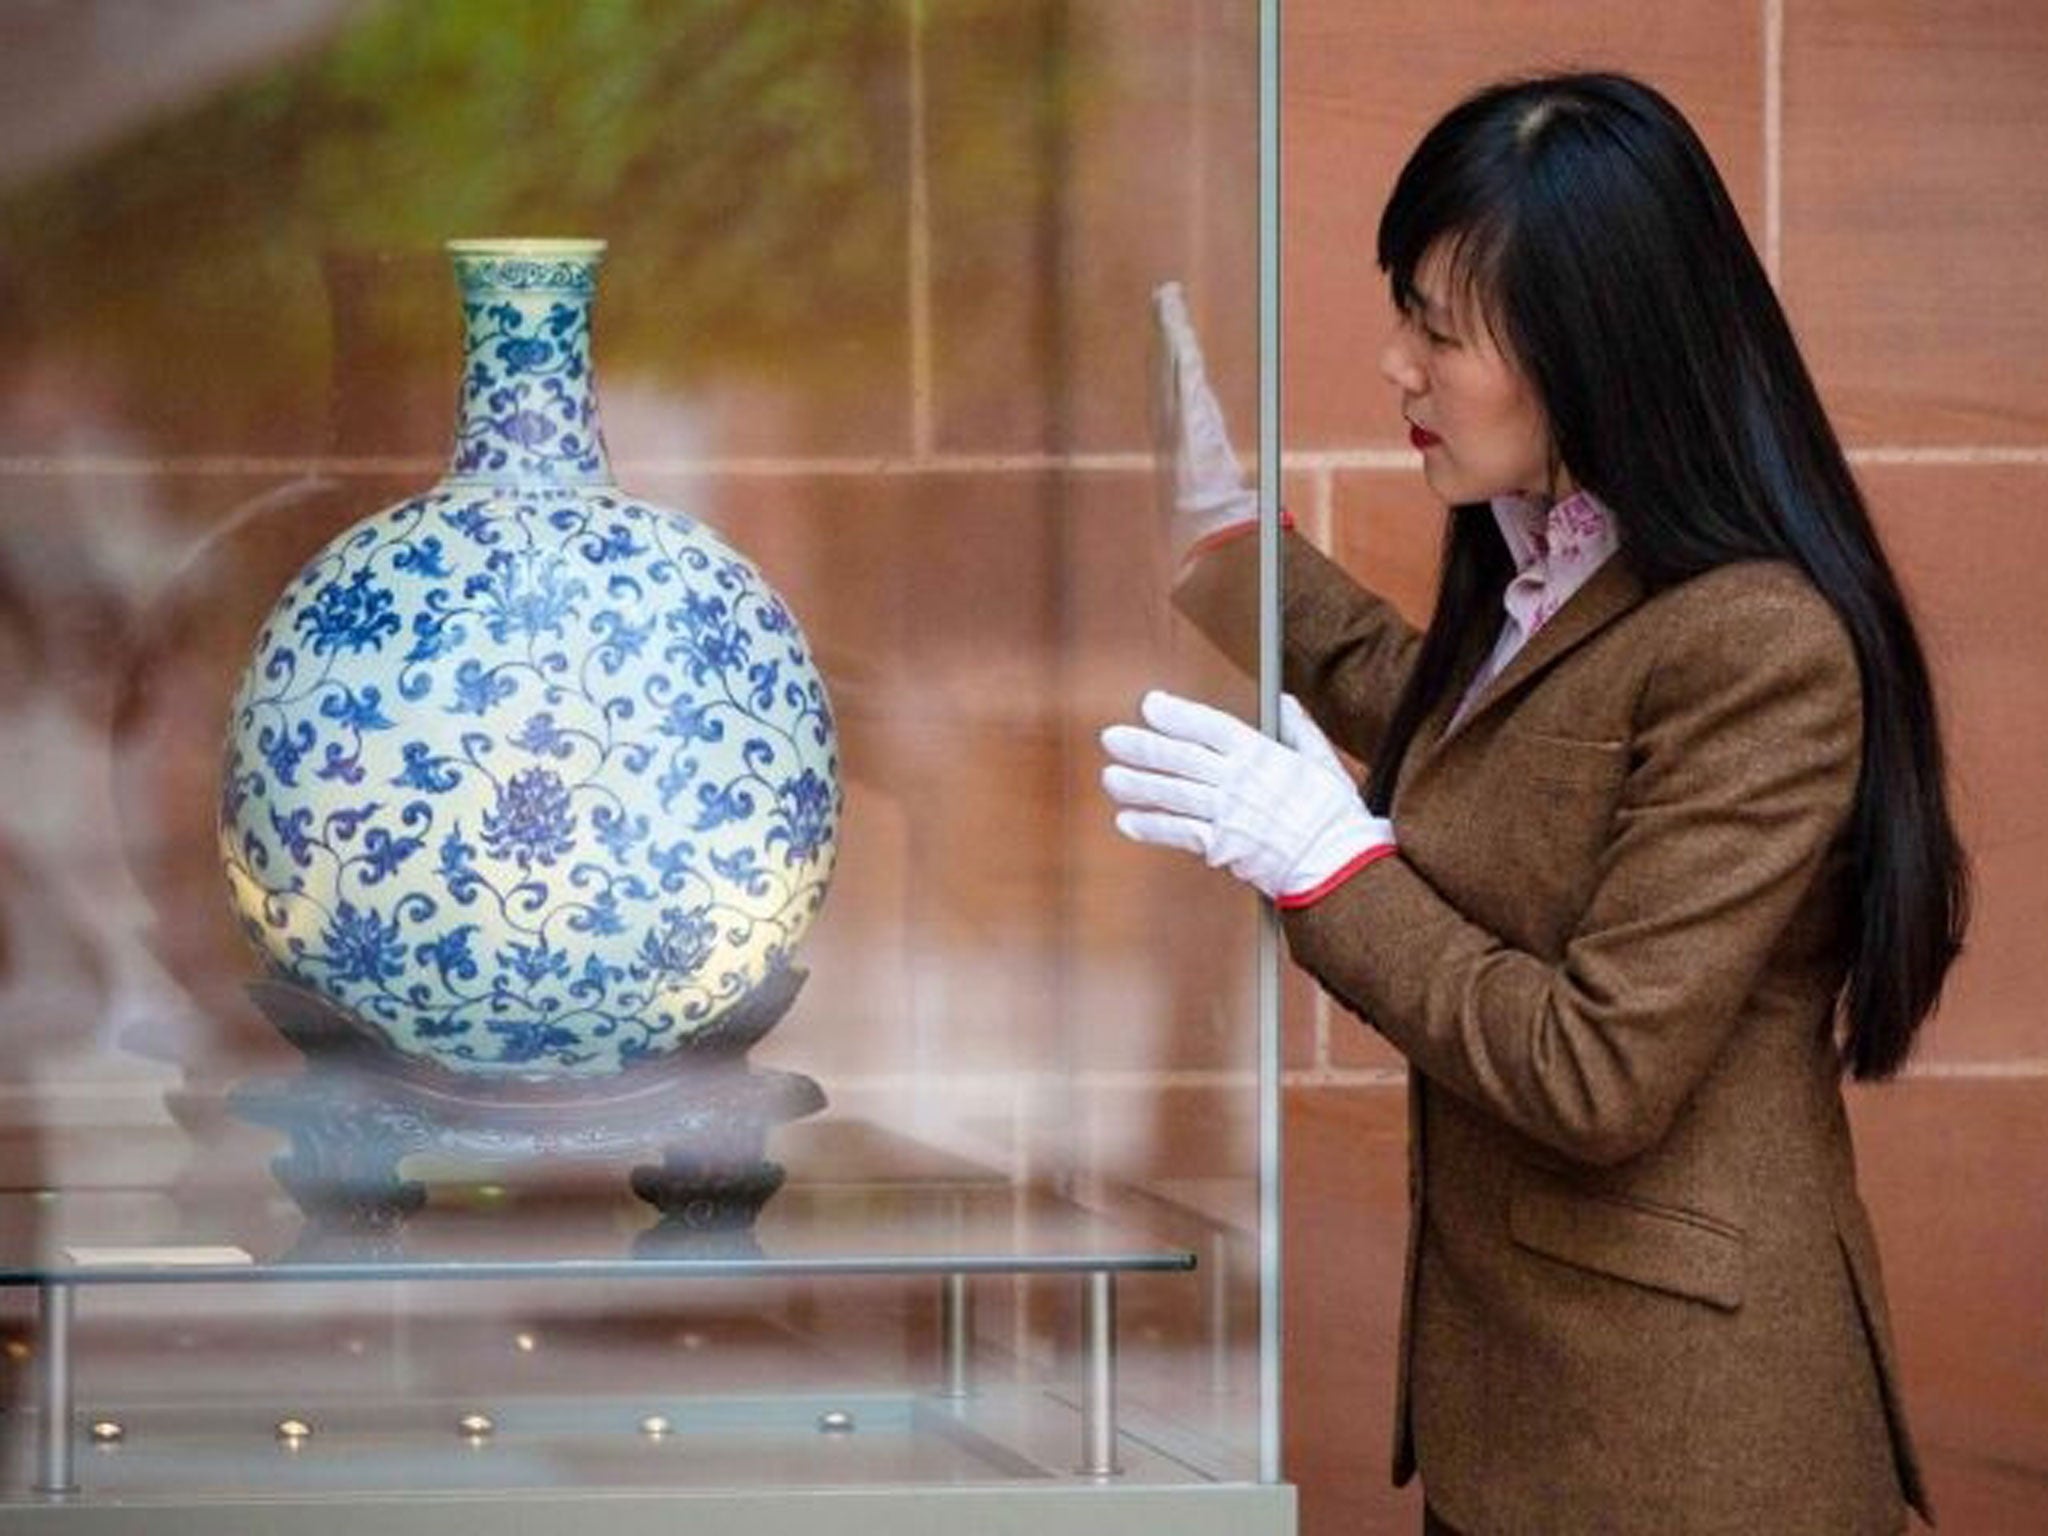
[0,1482,1293,1535]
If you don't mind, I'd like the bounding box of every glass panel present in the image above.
[0,0,1270,1500]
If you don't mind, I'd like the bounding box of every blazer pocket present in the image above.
[1494,726,1629,791]
[1509,1178,1745,1311]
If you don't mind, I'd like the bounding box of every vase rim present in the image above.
[445,238,607,259]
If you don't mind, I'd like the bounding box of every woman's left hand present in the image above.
[1100,690,1397,909]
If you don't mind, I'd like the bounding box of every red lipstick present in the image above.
[1408,422,1441,450]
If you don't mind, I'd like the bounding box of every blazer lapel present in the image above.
[1427,556,1646,754]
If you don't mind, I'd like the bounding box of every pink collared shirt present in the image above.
[1451,489,1620,727]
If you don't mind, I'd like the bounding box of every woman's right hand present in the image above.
[1151,282,1259,569]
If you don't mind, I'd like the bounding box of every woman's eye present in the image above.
[1399,305,1458,350]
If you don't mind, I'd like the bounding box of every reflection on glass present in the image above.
[0,0,1269,1503]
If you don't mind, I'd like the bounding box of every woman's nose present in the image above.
[1379,329,1425,394]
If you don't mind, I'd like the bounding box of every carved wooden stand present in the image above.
[226,968,824,1259]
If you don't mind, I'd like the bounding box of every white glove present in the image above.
[1152,282,1260,566]
[1101,690,1396,909]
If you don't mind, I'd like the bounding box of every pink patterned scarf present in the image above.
[1451,489,1620,726]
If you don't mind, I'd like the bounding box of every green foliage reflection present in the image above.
[0,0,950,451]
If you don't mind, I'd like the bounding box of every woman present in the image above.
[1102,72,1967,1534]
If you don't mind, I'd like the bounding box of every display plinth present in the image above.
[226,971,824,1258]
[0,1485,1295,1536]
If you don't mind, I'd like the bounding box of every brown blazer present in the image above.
[1184,534,1926,1535]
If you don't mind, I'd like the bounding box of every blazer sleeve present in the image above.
[1172,530,1424,765]
[1280,568,1864,1167]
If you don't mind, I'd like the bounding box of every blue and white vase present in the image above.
[219,239,839,1082]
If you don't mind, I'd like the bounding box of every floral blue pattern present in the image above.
[221,240,839,1079]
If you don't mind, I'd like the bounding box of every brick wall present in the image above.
[1283,3,2048,1531]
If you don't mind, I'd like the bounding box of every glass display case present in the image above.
[0,3,1288,1530]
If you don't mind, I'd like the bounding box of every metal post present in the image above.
[35,1281,76,1495]
[1257,0,1287,1489]
[1079,1270,1120,1477]
[939,1271,974,1399]
[1207,1229,1233,1395]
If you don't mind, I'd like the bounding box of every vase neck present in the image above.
[443,241,614,489]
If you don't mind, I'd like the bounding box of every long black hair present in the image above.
[1367,71,1967,1080]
